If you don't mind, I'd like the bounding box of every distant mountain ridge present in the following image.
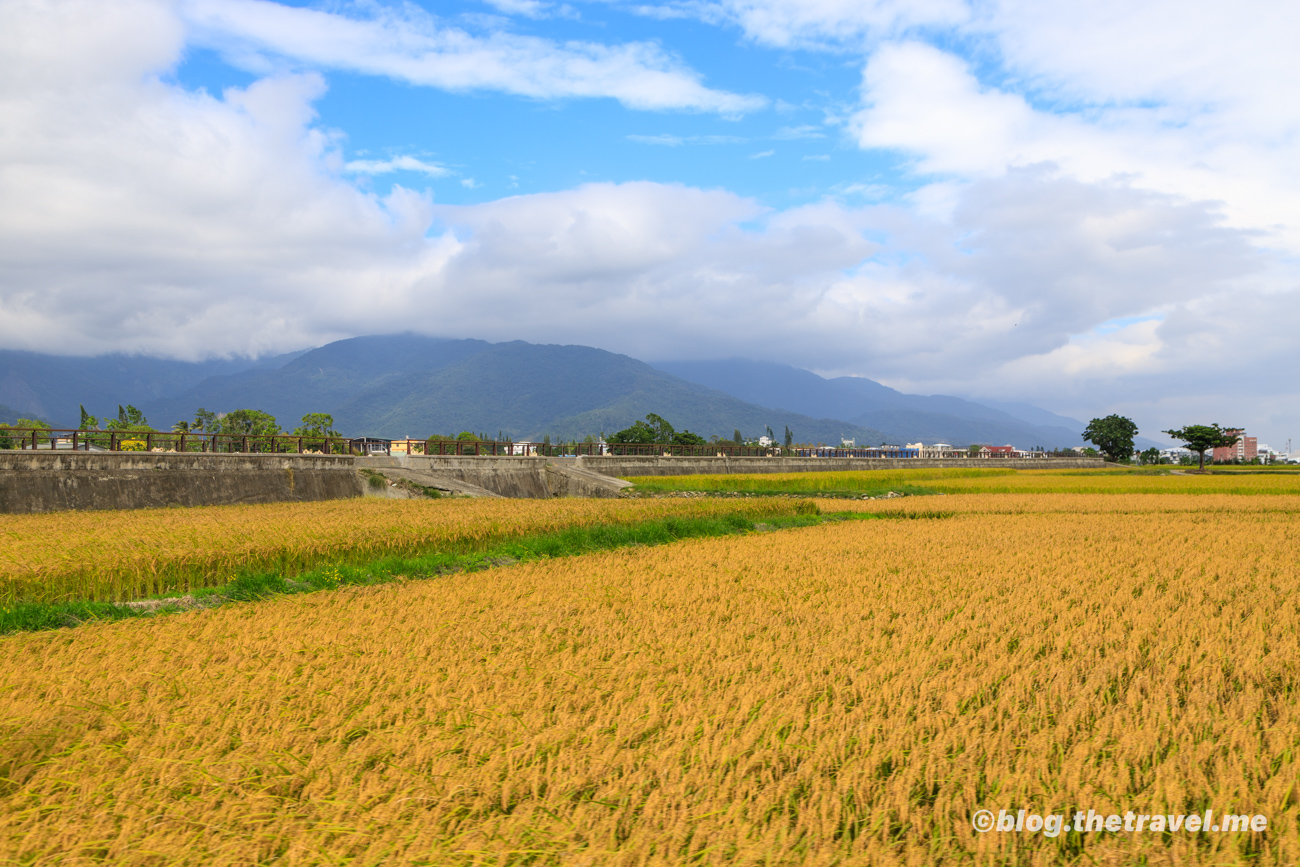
[0,348,305,427]
[0,336,1149,449]
[135,336,892,444]
[651,359,1163,450]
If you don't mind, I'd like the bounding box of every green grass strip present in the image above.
[628,484,939,498]
[0,508,943,636]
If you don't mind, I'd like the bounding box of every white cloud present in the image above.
[653,0,968,48]
[481,0,552,18]
[773,124,825,140]
[181,0,766,114]
[345,156,450,177]
[627,133,746,145]
[853,42,1035,176]
[627,134,684,146]
[750,149,774,159]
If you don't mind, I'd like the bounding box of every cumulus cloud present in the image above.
[649,0,968,48]
[181,0,766,114]
[345,156,451,176]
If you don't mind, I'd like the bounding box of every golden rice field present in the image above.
[2,491,1297,865]
[0,497,798,605]
[625,466,1300,496]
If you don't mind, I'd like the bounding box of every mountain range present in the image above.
[0,335,1148,448]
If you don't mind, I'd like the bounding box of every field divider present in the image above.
[0,505,943,636]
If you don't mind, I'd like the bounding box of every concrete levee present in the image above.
[568,456,1108,477]
[0,451,1107,513]
[358,455,632,499]
[0,452,365,514]
[360,455,555,498]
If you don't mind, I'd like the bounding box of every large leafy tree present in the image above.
[1163,424,1241,471]
[0,418,50,449]
[610,413,679,445]
[190,408,218,433]
[294,413,339,437]
[217,409,280,437]
[1083,414,1139,462]
[106,404,152,433]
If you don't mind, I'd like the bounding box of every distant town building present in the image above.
[1213,433,1257,463]
[353,436,392,455]
[980,445,1017,458]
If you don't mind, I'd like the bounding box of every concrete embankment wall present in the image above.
[570,456,1108,477]
[0,453,631,513]
[359,455,632,499]
[0,452,365,514]
[0,452,1106,513]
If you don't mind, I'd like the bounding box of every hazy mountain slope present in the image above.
[0,403,47,425]
[0,350,285,428]
[970,398,1085,431]
[7,336,1163,449]
[142,336,491,431]
[331,341,889,443]
[849,410,1076,450]
[653,359,1088,448]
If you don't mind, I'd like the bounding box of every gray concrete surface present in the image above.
[0,452,363,514]
[0,451,1105,513]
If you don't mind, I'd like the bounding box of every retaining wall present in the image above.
[0,452,364,514]
[0,452,1108,513]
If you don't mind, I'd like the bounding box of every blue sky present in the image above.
[2,0,1298,446]
[172,4,910,209]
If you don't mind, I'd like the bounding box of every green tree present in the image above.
[106,405,151,432]
[672,430,706,446]
[0,419,49,449]
[191,408,217,433]
[1163,424,1241,471]
[784,425,793,447]
[292,413,339,453]
[456,431,479,441]
[1138,447,1162,465]
[217,409,280,437]
[609,420,654,444]
[644,413,675,444]
[610,414,678,445]
[79,405,99,430]
[1083,414,1139,462]
[295,413,339,437]
[733,429,742,445]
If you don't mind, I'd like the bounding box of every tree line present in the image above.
[1084,414,1245,469]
